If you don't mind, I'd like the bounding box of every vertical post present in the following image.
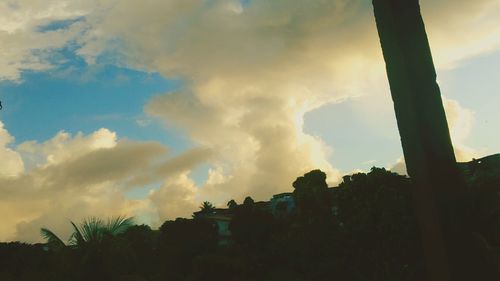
[372,0,468,280]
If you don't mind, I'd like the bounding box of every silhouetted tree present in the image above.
[243,196,254,206]
[332,167,422,280]
[292,169,331,224]
[39,216,135,280]
[0,243,53,281]
[199,201,216,214]
[118,224,159,276]
[3,164,499,281]
[158,218,218,279]
[227,199,238,209]
[40,216,134,250]
[230,203,277,248]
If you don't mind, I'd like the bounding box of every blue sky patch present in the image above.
[36,17,84,33]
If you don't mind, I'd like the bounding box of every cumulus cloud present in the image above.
[0,122,24,177]
[17,128,117,168]
[2,0,499,240]
[92,0,498,203]
[149,172,199,221]
[36,0,500,200]
[442,96,481,162]
[421,0,500,69]
[3,0,498,81]
[126,146,213,187]
[86,0,383,203]
[0,126,209,242]
[388,157,407,175]
[0,0,100,80]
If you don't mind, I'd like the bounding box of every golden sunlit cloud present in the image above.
[0,127,209,242]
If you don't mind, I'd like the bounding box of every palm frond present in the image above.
[68,221,85,246]
[80,217,105,243]
[106,216,134,236]
[40,228,66,249]
[65,216,135,247]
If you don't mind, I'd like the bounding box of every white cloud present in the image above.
[17,128,117,168]
[79,0,498,204]
[0,1,95,80]
[388,157,407,175]
[93,0,377,203]
[443,98,474,145]
[0,121,24,177]
[0,126,209,242]
[442,96,487,162]
[149,172,199,222]
[421,0,500,69]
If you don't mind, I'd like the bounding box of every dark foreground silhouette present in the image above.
[1,160,500,281]
[372,0,489,279]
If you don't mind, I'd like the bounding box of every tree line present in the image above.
[1,167,500,281]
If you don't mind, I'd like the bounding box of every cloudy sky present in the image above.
[0,0,499,242]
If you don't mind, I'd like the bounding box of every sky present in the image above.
[0,0,499,242]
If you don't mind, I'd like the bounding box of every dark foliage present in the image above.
[243,196,255,206]
[227,199,238,209]
[229,202,280,247]
[332,168,423,280]
[199,201,216,214]
[158,218,219,279]
[1,167,499,280]
[292,169,332,224]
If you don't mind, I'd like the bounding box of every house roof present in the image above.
[272,192,293,199]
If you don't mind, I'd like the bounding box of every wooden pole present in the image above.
[372,0,469,280]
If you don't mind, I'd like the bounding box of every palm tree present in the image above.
[199,201,215,214]
[40,228,66,250]
[40,216,134,250]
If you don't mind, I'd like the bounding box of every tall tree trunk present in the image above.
[371,0,470,280]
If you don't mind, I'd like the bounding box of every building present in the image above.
[193,208,234,245]
[269,192,295,218]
